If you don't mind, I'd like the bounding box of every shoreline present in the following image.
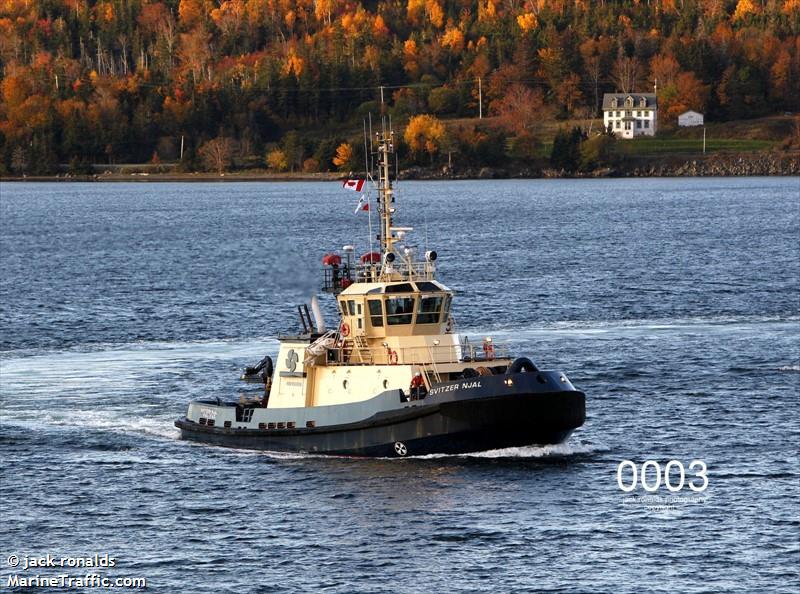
[2,151,798,183]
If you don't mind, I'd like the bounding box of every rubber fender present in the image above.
[462,367,479,379]
[244,355,270,376]
[259,356,274,383]
[507,357,539,374]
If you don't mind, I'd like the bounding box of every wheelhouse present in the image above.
[337,280,453,338]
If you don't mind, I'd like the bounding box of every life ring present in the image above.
[340,322,350,337]
[445,317,453,333]
[389,350,398,365]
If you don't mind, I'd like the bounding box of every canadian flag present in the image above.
[354,194,370,214]
[342,179,365,192]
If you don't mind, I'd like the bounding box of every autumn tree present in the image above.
[494,84,548,137]
[556,74,584,115]
[332,143,355,172]
[580,37,614,114]
[266,148,288,172]
[404,114,446,163]
[199,136,236,174]
[613,48,641,94]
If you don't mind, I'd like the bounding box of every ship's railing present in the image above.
[322,261,435,292]
[316,340,511,366]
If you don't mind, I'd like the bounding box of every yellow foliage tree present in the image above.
[733,0,757,20]
[426,0,444,28]
[407,0,424,24]
[373,14,389,38]
[283,51,305,77]
[516,12,538,33]
[332,142,354,171]
[441,27,464,52]
[266,149,288,172]
[404,114,446,162]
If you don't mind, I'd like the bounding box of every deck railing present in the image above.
[322,261,436,292]
[315,339,510,367]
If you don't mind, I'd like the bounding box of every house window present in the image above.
[625,122,631,130]
[644,120,650,128]
[636,120,642,128]
[611,98,617,108]
[615,121,621,129]
[626,97,633,107]
[615,110,620,117]
[640,98,647,107]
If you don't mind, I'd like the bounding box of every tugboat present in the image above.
[175,127,585,457]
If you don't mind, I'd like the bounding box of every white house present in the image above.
[678,110,704,127]
[602,93,657,139]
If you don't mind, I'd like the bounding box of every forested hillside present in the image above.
[1,0,798,174]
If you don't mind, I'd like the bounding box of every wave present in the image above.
[1,409,179,441]
[0,336,280,363]
[194,440,602,462]
[778,365,800,372]
[410,440,599,460]
[457,315,800,339]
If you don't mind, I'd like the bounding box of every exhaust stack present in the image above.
[310,294,326,333]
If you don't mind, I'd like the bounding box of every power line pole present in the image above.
[478,77,483,119]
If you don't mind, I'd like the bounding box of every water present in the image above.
[1,178,798,593]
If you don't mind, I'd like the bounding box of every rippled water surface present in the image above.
[1,178,799,593]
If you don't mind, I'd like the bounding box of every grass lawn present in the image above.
[616,137,777,155]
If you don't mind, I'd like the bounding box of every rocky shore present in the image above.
[2,152,797,183]
[398,151,799,180]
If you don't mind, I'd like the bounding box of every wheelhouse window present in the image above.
[368,299,384,327]
[417,296,443,324]
[385,283,414,294]
[386,297,415,325]
[415,281,441,292]
[347,300,356,315]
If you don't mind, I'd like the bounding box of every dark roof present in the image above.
[602,93,657,110]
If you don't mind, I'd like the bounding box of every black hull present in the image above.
[175,384,585,457]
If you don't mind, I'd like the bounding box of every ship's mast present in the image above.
[377,128,395,259]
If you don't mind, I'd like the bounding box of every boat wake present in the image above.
[1,409,179,441]
[410,440,599,460]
